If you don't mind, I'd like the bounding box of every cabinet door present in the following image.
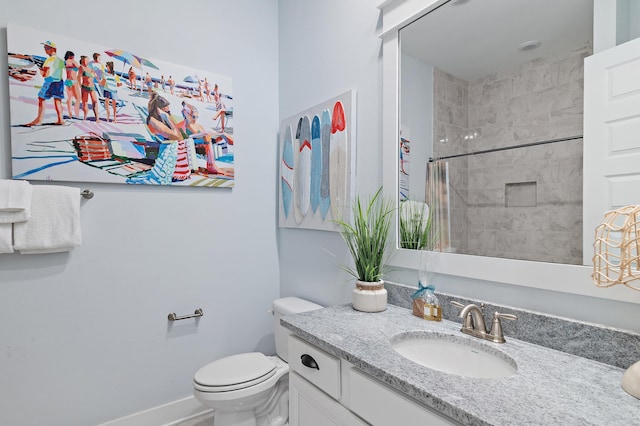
[347,367,460,426]
[289,372,367,426]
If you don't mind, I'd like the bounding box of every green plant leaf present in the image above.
[399,199,436,250]
[333,187,395,282]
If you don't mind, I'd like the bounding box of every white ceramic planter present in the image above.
[352,280,387,312]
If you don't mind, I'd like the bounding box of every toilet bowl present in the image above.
[193,297,322,426]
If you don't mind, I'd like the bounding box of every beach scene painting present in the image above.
[278,91,356,231]
[7,23,234,188]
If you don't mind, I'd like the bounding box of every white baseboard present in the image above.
[96,396,212,426]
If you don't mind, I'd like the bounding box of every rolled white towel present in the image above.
[0,179,32,223]
[13,185,81,254]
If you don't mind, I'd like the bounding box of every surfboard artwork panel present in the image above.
[7,23,235,188]
[281,125,294,217]
[319,109,332,220]
[329,101,347,223]
[278,90,356,231]
[295,115,312,221]
[310,115,322,214]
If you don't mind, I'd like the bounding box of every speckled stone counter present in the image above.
[384,281,640,369]
[282,304,640,426]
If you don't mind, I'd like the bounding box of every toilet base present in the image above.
[212,412,289,426]
[213,410,257,426]
[195,357,289,426]
[207,383,288,426]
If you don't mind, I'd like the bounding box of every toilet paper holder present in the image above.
[168,308,203,321]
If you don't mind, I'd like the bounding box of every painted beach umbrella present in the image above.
[104,49,143,71]
[138,57,159,70]
[182,75,201,96]
[105,49,159,78]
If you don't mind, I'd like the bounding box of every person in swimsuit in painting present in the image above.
[181,101,220,174]
[103,61,121,123]
[211,83,228,132]
[64,51,80,119]
[147,93,191,181]
[88,53,105,98]
[148,93,182,140]
[128,66,137,90]
[89,53,104,83]
[196,80,204,101]
[168,75,175,95]
[145,72,153,96]
[26,41,65,126]
[203,77,212,103]
[78,55,100,122]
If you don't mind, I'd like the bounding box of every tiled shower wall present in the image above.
[433,45,590,264]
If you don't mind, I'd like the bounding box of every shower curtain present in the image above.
[426,160,451,251]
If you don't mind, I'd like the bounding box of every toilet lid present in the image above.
[194,352,276,390]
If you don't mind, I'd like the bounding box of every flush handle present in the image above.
[301,354,319,370]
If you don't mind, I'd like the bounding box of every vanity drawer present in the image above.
[289,336,341,400]
[348,367,459,426]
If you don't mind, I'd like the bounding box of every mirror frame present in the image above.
[378,0,640,304]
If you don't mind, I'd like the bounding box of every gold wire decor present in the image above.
[592,205,640,291]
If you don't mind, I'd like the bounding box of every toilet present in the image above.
[193,297,322,426]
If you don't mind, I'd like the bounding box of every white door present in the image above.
[583,36,640,263]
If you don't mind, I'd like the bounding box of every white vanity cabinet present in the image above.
[288,336,460,426]
[289,372,366,426]
[289,335,366,426]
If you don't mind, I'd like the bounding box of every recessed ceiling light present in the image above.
[518,40,541,51]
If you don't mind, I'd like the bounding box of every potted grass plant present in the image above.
[334,187,395,312]
[399,200,434,250]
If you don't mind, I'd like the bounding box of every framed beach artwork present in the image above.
[7,23,234,188]
[278,90,356,231]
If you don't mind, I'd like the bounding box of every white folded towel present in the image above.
[0,223,14,254]
[13,185,81,254]
[0,179,32,223]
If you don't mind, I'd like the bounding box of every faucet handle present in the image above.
[450,301,465,309]
[488,312,518,343]
[495,312,517,321]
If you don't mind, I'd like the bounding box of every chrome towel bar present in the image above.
[168,308,203,321]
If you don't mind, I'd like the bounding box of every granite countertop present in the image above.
[282,304,640,426]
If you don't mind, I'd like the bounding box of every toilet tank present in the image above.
[272,297,322,362]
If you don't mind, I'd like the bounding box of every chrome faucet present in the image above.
[451,301,517,343]
[452,301,487,338]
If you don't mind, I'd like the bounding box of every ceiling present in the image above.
[400,0,594,81]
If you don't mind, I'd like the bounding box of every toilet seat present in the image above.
[194,352,277,392]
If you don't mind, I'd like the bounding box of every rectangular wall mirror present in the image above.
[398,0,592,265]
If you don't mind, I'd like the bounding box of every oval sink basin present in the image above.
[391,332,517,379]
